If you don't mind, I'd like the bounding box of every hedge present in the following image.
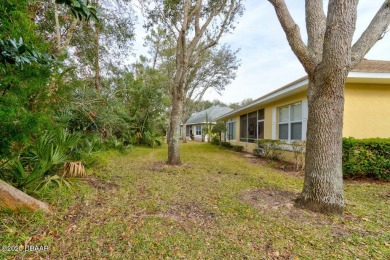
[342,137,390,180]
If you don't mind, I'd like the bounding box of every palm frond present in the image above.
[63,161,86,178]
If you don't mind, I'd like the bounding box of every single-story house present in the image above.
[183,105,233,142]
[216,59,390,162]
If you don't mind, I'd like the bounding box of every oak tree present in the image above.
[145,0,243,165]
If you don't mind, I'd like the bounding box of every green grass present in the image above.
[0,143,389,259]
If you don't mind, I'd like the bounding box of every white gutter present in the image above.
[348,71,390,78]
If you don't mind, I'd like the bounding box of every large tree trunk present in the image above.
[167,11,187,165]
[0,180,50,213]
[296,66,348,214]
[167,92,184,165]
[269,0,390,214]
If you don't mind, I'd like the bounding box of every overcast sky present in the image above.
[132,0,390,104]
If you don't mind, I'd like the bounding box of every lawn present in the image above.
[1,143,389,259]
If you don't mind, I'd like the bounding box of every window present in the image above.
[195,125,202,135]
[278,102,302,141]
[240,109,265,142]
[227,121,236,140]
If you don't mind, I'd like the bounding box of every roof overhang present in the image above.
[185,121,216,126]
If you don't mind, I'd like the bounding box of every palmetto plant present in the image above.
[35,175,75,191]
[143,131,163,148]
[4,129,84,193]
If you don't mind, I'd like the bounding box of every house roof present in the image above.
[353,59,390,73]
[216,59,390,121]
[186,106,233,125]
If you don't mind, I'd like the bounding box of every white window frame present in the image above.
[278,102,303,142]
[257,109,265,140]
[226,120,236,141]
[195,125,202,136]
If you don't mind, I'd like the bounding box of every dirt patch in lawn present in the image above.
[156,203,216,231]
[241,189,381,239]
[133,202,215,229]
[242,189,298,212]
[163,203,215,223]
[241,189,334,226]
[144,161,194,173]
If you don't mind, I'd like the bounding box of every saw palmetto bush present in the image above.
[2,129,86,193]
[142,131,164,148]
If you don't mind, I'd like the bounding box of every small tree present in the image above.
[211,121,227,148]
[145,0,243,165]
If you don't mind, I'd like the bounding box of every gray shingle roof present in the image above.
[186,106,233,125]
[353,59,390,72]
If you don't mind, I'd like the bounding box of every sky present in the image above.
[131,0,390,104]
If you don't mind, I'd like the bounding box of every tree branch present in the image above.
[351,1,390,67]
[197,0,236,53]
[54,3,62,54]
[268,0,315,74]
[305,0,326,64]
[63,17,79,53]
[193,0,202,35]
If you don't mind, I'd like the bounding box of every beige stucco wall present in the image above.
[344,83,390,138]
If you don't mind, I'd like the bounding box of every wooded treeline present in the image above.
[0,0,241,199]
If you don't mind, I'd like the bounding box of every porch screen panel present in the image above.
[257,121,264,139]
[257,109,265,140]
[247,112,257,142]
[258,109,264,120]
[240,115,247,141]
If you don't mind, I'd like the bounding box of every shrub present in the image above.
[210,136,220,145]
[257,139,285,161]
[291,140,306,171]
[142,131,163,148]
[231,145,244,152]
[3,129,79,192]
[221,142,232,148]
[342,137,390,180]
